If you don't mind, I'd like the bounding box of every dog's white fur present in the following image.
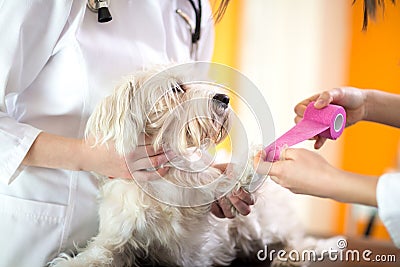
[50,66,340,267]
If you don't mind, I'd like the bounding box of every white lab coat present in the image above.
[0,1,214,266]
[377,172,400,248]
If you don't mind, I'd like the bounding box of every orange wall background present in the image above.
[344,0,400,176]
[340,1,400,238]
[211,1,243,154]
[211,1,242,68]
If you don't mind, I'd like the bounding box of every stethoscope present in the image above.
[87,0,202,60]
[87,0,112,23]
[176,0,202,60]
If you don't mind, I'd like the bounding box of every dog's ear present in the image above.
[85,79,143,155]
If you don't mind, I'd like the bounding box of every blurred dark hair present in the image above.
[355,0,396,30]
[214,0,230,23]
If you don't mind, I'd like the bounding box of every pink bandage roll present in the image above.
[264,102,346,162]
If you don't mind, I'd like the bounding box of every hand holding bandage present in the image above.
[248,102,346,192]
[264,102,346,162]
[253,102,346,197]
[254,147,343,198]
[254,87,381,206]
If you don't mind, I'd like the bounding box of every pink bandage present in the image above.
[264,102,346,162]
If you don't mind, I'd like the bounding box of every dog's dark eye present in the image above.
[171,84,187,93]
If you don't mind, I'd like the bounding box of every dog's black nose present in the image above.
[213,93,230,105]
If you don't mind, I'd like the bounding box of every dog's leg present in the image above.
[51,180,144,267]
[49,245,114,267]
[50,233,132,267]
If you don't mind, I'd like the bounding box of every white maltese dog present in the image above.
[50,66,340,267]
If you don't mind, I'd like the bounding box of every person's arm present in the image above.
[331,170,378,207]
[254,148,379,207]
[294,87,400,149]
[23,132,170,180]
[23,132,87,173]
[364,90,400,128]
[23,132,133,178]
[26,134,255,216]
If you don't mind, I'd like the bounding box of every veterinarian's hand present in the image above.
[211,163,255,219]
[125,134,174,180]
[211,188,255,219]
[253,148,378,206]
[254,148,337,197]
[125,145,172,181]
[80,135,171,180]
[295,87,366,149]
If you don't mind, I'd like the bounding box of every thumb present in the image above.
[254,149,291,176]
[314,98,328,109]
[253,150,271,175]
[267,161,286,177]
[253,156,286,177]
[314,90,334,109]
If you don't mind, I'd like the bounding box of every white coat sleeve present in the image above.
[0,1,72,184]
[376,172,400,248]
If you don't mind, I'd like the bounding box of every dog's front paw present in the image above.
[48,253,77,267]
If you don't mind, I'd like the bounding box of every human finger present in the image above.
[280,147,301,160]
[233,187,255,205]
[127,151,173,172]
[229,196,251,216]
[253,150,263,166]
[294,94,319,117]
[156,166,170,177]
[267,161,284,178]
[136,133,153,146]
[217,197,235,219]
[267,148,298,176]
[253,151,273,175]
[314,88,344,109]
[294,115,303,124]
[126,146,163,163]
[294,103,307,119]
[210,202,225,218]
[314,136,328,149]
